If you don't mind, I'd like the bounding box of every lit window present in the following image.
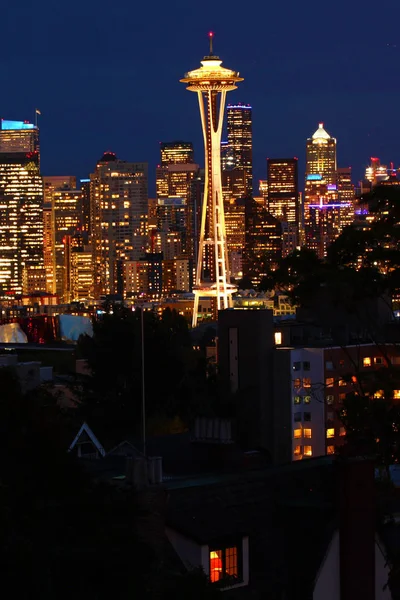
[303,446,312,457]
[374,357,383,365]
[326,395,334,405]
[293,396,301,404]
[339,393,346,402]
[274,332,282,345]
[293,378,301,388]
[303,378,311,388]
[304,395,311,404]
[363,357,371,367]
[304,412,311,422]
[394,390,400,400]
[209,547,238,583]
[303,428,312,439]
[303,361,311,371]
[293,361,301,371]
[293,428,302,439]
[327,445,335,455]
[325,361,333,370]
[339,427,346,437]
[293,445,302,456]
[374,390,384,399]
[325,378,334,388]
[294,412,302,422]
[326,428,335,438]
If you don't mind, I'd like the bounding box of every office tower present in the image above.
[156,144,199,259]
[337,167,355,228]
[90,152,148,298]
[259,180,268,203]
[267,158,300,256]
[43,177,83,301]
[220,140,236,171]
[156,196,186,235]
[181,34,242,326]
[80,178,91,237]
[306,123,337,184]
[0,119,40,154]
[125,252,163,299]
[226,103,253,195]
[243,198,282,286]
[0,119,43,298]
[304,174,352,259]
[70,241,93,302]
[365,157,389,186]
[224,198,245,279]
[160,141,194,165]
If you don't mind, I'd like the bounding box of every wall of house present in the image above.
[375,539,392,600]
[290,347,325,460]
[313,533,392,600]
[313,531,340,600]
[166,527,205,571]
[272,349,292,464]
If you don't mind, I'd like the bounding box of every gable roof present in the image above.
[68,422,106,457]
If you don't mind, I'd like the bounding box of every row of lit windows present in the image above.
[294,428,312,439]
[294,445,312,457]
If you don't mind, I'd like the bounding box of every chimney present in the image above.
[338,458,375,600]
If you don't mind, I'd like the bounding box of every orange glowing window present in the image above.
[325,378,334,388]
[363,357,372,367]
[327,445,335,455]
[303,378,311,388]
[394,390,400,400]
[294,445,302,455]
[303,428,312,439]
[294,428,302,439]
[303,445,312,456]
[209,547,238,583]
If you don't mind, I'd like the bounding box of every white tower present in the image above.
[180,33,243,327]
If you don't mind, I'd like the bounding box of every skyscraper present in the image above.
[306,123,337,184]
[267,158,300,256]
[226,103,253,195]
[160,141,194,165]
[156,142,199,261]
[242,198,282,286]
[0,120,43,298]
[90,152,148,297]
[43,176,82,300]
[180,34,242,326]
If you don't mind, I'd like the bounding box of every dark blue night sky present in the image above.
[2,0,400,194]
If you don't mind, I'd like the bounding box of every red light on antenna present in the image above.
[209,31,213,37]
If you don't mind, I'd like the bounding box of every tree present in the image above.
[76,307,209,434]
[0,367,221,599]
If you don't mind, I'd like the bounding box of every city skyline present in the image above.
[2,0,400,195]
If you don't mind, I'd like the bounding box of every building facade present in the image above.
[90,152,148,298]
[267,158,300,256]
[0,120,43,298]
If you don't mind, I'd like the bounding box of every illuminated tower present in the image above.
[0,120,43,298]
[226,103,253,195]
[306,123,336,184]
[180,33,243,327]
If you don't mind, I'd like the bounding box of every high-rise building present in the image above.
[226,103,252,195]
[125,252,163,299]
[70,245,93,303]
[0,119,40,155]
[43,177,82,301]
[80,178,91,237]
[243,198,282,286]
[180,34,242,326]
[90,152,148,298]
[267,158,300,256]
[304,174,353,259]
[224,198,245,279]
[364,157,389,186]
[0,120,43,298]
[306,123,337,185]
[156,144,199,259]
[160,141,194,166]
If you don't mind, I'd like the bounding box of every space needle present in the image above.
[180,33,243,327]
